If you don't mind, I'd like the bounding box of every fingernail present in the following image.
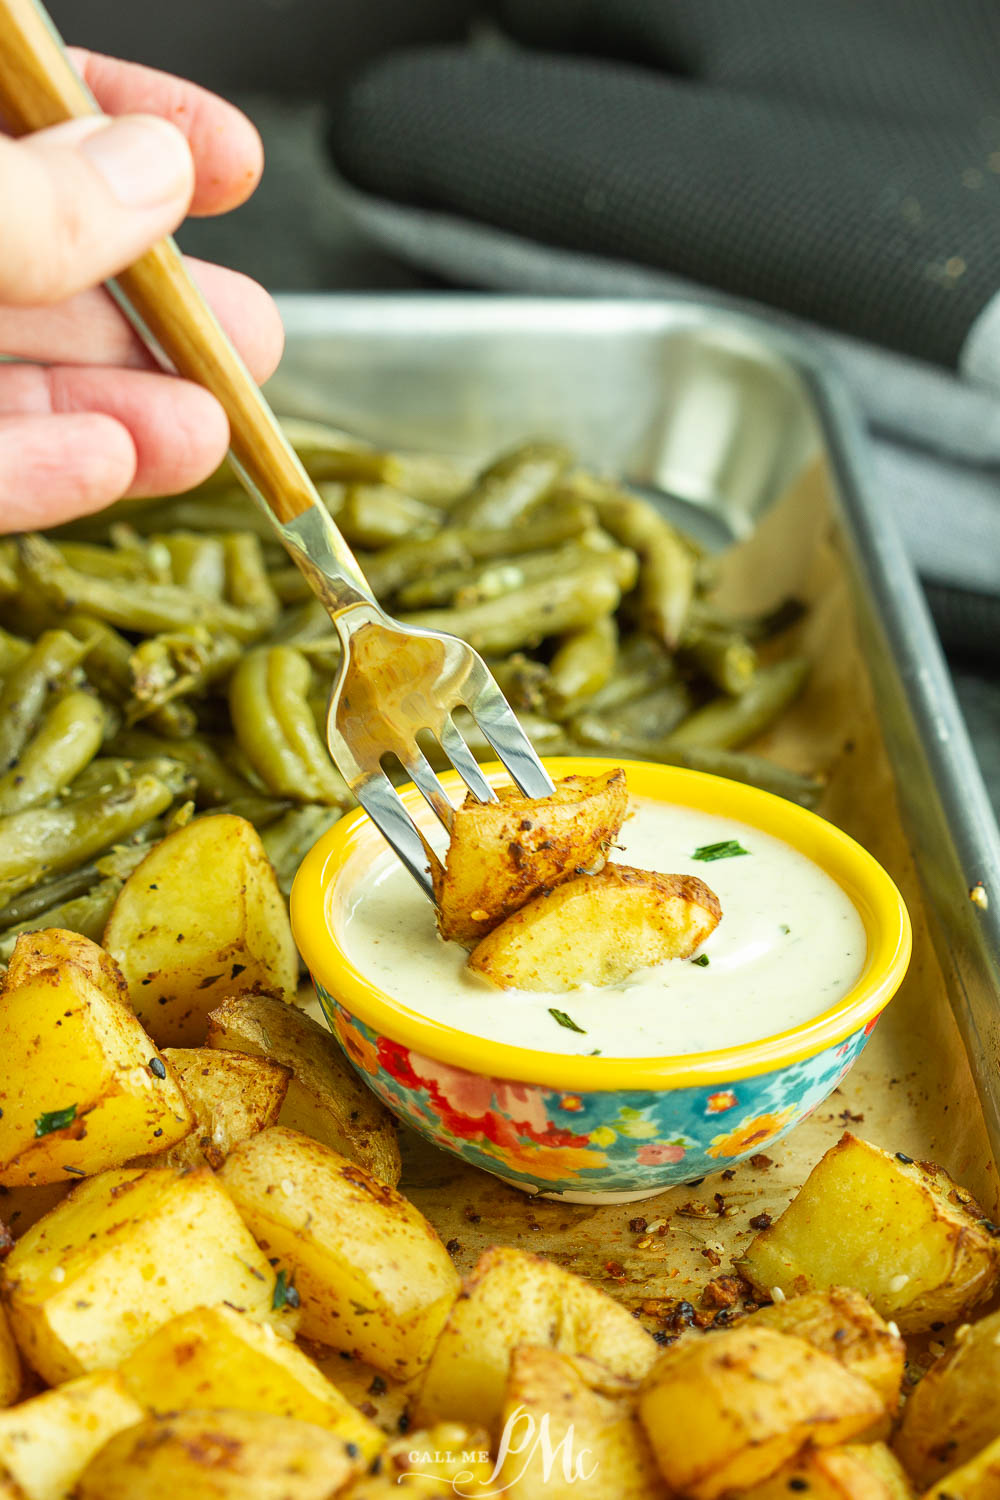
[79,113,193,208]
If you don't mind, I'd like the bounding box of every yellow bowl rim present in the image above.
[291,757,912,1091]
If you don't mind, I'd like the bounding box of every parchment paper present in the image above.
[319,460,996,1411]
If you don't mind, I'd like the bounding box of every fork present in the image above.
[0,0,555,898]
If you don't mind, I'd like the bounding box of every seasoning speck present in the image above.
[770,1285,787,1304]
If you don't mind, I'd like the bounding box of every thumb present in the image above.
[0,114,194,306]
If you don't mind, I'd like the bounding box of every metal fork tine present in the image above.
[353,771,436,901]
[465,678,555,799]
[439,715,498,804]
[398,747,457,834]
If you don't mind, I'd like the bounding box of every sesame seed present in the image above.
[887,1321,901,1338]
[929,1341,946,1358]
[280,1179,295,1195]
[645,1220,666,1234]
[770,1286,787,1304]
[889,1273,910,1292]
[51,1267,65,1283]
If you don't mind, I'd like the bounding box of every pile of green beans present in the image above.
[0,420,818,960]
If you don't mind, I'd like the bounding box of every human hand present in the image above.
[0,48,285,532]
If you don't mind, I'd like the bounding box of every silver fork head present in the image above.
[325,603,554,900]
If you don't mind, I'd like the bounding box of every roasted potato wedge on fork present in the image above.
[433,770,628,947]
[467,865,720,992]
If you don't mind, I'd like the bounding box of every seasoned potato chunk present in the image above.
[739,1443,914,1500]
[737,1134,1000,1333]
[920,1433,1000,1500]
[752,1286,905,1414]
[637,1324,884,1500]
[0,931,194,1186]
[129,1048,290,1170]
[434,770,628,947]
[119,1304,382,1462]
[414,1246,658,1438]
[894,1309,1000,1489]
[105,815,298,1045]
[217,1126,459,1381]
[1,1165,296,1385]
[3,929,129,1011]
[467,865,720,991]
[74,1409,364,1500]
[206,993,401,1185]
[497,1346,666,1499]
[0,1371,145,1500]
[0,1308,19,1410]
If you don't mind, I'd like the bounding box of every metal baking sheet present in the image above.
[268,291,1000,1179]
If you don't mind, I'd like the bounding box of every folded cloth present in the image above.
[325,0,1000,653]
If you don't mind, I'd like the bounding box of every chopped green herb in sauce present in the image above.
[549,1008,586,1034]
[35,1104,77,1138]
[691,954,710,967]
[272,1268,300,1311]
[692,839,750,862]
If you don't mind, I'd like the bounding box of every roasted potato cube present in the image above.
[74,1408,364,1500]
[894,1308,1000,1489]
[105,815,298,1045]
[346,1423,494,1497]
[467,865,720,991]
[736,1134,1000,1333]
[3,929,129,1011]
[920,1433,1000,1500]
[414,1246,658,1437]
[119,1304,382,1463]
[0,1371,145,1500]
[752,1286,905,1414]
[206,993,401,1185]
[739,1443,914,1500]
[0,931,194,1186]
[1,1165,296,1385]
[637,1324,884,1500]
[0,1308,19,1410]
[434,770,628,947]
[0,1187,70,1241]
[496,1346,667,1499]
[217,1126,459,1381]
[129,1048,290,1170]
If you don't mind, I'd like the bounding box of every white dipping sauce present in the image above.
[336,796,867,1058]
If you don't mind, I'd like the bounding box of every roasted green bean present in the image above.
[229,646,351,806]
[17,535,262,641]
[446,442,571,530]
[0,769,186,906]
[0,691,106,816]
[0,629,92,774]
[664,657,810,751]
[547,617,618,717]
[337,485,442,548]
[0,877,124,963]
[364,499,595,600]
[399,562,625,657]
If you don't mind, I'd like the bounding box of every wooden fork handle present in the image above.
[0,0,321,526]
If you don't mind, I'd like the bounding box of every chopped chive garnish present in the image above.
[35,1104,77,1138]
[590,1048,602,1056]
[780,923,791,935]
[549,1008,586,1034]
[692,839,749,862]
[272,1268,300,1311]
[691,954,710,967]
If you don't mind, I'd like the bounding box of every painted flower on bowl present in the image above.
[706,1105,799,1159]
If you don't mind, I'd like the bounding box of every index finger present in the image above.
[66,47,263,217]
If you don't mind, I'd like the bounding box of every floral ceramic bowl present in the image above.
[291,758,911,1202]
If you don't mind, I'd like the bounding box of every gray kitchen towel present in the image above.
[323,3,1000,656]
